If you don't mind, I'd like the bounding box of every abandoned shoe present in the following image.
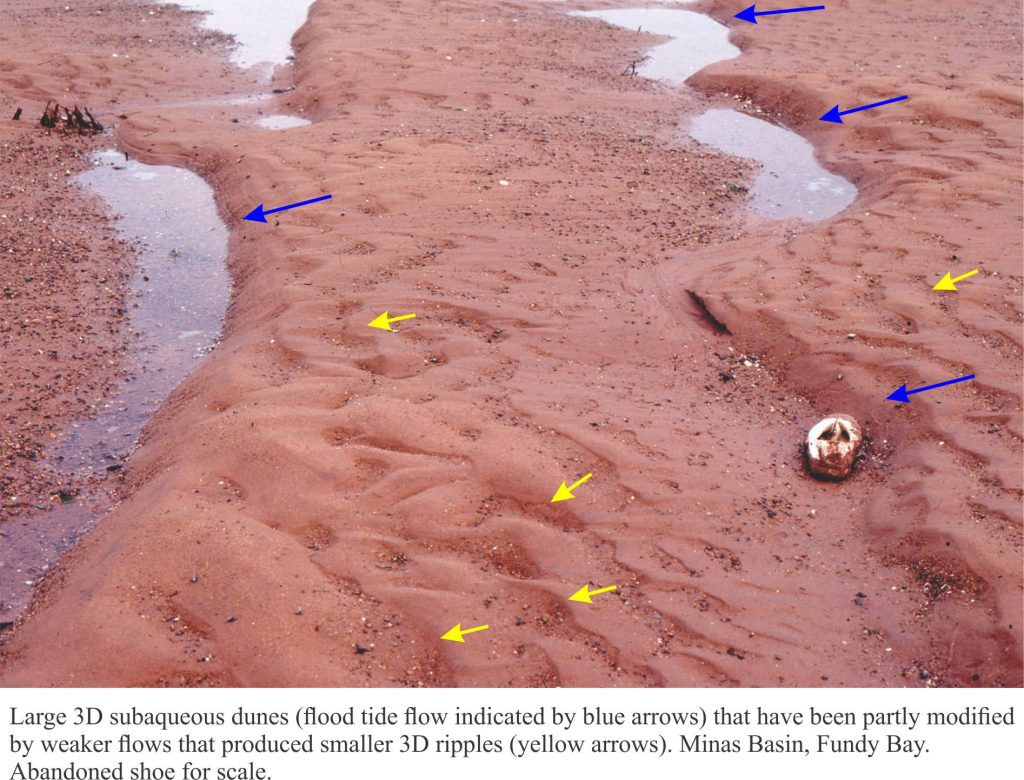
[806,414,862,480]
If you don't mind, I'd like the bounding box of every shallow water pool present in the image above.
[179,0,315,69]
[575,7,856,221]
[573,7,739,84]
[0,151,229,619]
[689,108,857,221]
[62,150,229,475]
[256,114,312,130]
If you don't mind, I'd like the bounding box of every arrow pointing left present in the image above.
[569,584,618,603]
[886,374,975,403]
[819,96,908,124]
[368,311,417,331]
[551,472,593,503]
[243,193,333,223]
[933,269,979,291]
[441,623,490,643]
[735,4,826,25]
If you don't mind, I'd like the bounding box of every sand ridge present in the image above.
[0,0,1020,686]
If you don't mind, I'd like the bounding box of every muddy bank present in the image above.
[0,133,134,619]
[1,0,1020,686]
[0,148,231,621]
[0,0,245,625]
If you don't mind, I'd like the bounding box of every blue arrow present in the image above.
[887,374,974,403]
[820,96,909,124]
[735,4,825,24]
[244,194,333,223]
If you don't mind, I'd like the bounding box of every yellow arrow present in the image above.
[550,472,593,503]
[933,269,979,291]
[368,311,417,331]
[441,623,490,643]
[569,584,618,603]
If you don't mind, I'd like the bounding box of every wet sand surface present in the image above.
[0,0,1020,686]
[0,148,230,621]
[0,0,245,626]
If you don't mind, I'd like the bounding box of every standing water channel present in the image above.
[574,6,856,221]
[0,0,319,622]
[0,153,229,618]
[181,0,315,70]
[63,151,230,476]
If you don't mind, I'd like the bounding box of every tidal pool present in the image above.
[178,0,316,69]
[689,108,857,221]
[256,114,312,130]
[574,7,856,221]
[573,7,739,84]
[61,151,229,475]
[0,151,229,620]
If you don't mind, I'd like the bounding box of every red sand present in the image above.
[0,0,1020,687]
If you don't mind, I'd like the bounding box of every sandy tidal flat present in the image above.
[0,0,1020,687]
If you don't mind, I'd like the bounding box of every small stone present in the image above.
[806,414,863,480]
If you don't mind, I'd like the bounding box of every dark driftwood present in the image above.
[39,101,103,133]
[83,106,103,132]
